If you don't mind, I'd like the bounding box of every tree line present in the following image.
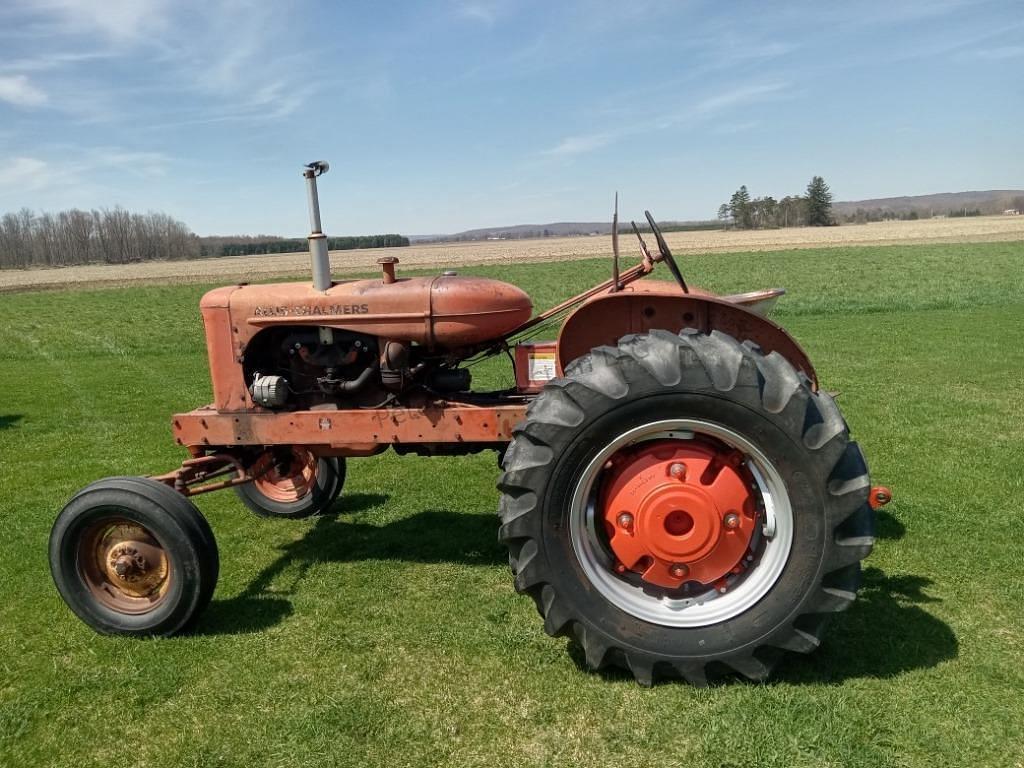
[0,207,408,270]
[838,197,1024,223]
[718,176,834,229]
[839,207,982,223]
[0,208,201,269]
[204,234,409,257]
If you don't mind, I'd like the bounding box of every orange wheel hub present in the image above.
[253,447,318,503]
[601,439,760,589]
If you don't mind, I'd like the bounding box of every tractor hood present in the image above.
[202,274,533,350]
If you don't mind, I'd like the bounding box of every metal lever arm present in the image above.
[611,192,621,291]
[644,210,688,294]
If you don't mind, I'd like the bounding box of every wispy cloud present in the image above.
[973,44,1024,60]
[691,38,798,74]
[0,51,114,74]
[88,148,170,177]
[543,80,791,158]
[5,0,320,127]
[456,1,501,25]
[542,132,616,157]
[0,74,48,107]
[0,157,50,189]
[0,147,170,198]
[712,119,762,136]
[693,82,790,116]
[27,0,167,42]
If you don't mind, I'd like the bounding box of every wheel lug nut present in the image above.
[616,512,634,530]
[668,462,687,480]
[723,512,740,529]
[669,563,689,579]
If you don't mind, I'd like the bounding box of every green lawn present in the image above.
[1,241,1022,767]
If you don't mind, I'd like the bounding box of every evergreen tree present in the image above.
[805,176,833,226]
[729,185,753,229]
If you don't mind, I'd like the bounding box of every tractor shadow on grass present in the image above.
[200,502,956,685]
[572,508,958,686]
[768,506,955,685]
[197,493,504,635]
[769,564,957,686]
[0,414,23,429]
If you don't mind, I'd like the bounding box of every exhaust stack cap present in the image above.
[304,160,330,177]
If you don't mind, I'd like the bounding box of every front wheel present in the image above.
[498,329,874,685]
[235,449,345,519]
[50,476,219,636]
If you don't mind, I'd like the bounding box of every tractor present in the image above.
[50,162,890,685]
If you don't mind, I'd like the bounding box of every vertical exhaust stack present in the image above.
[303,161,332,292]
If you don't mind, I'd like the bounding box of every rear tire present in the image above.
[497,329,874,685]
[50,476,219,636]
[235,451,345,519]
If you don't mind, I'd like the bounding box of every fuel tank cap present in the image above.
[377,256,399,284]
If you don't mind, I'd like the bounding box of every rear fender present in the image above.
[555,291,818,390]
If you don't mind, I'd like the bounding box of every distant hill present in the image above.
[410,190,1024,242]
[410,222,612,242]
[411,219,717,243]
[833,190,1024,217]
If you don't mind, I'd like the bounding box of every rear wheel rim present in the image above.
[77,515,171,615]
[253,448,318,503]
[569,418,794,628]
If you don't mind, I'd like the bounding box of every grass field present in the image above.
[1,240,1023,767]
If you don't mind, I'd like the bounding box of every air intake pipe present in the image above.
[303,161,332,292]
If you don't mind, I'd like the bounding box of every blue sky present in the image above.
[0,0,1021,236]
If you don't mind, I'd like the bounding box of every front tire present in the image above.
[235,449,345,519]
[497,329,874,685]
[50,476,219,636]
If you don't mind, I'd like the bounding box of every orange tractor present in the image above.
[50,162,890,685]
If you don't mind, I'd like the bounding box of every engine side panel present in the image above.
[199,275,532,413]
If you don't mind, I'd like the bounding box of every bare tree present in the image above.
[0,207,201,269]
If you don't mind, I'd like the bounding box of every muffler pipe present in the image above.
[303,161,332,292]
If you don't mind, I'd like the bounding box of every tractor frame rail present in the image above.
[170,404,529,451]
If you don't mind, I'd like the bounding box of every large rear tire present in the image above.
[50,476,219,636]
[497,329,874,685]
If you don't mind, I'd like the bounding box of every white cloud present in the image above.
[0,148,169,199]
[2,0,320,126]
[0,157,50,189]
[88,148,169,177]
[694,82,790,116]
[542,81,790,158]
[456,1,501,25]
[29,0,167,42]
[0,51,113,74]
[0,75,48,107]
[542,133,615,157]
[712,120,762,136]
[974,45,1024,60]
